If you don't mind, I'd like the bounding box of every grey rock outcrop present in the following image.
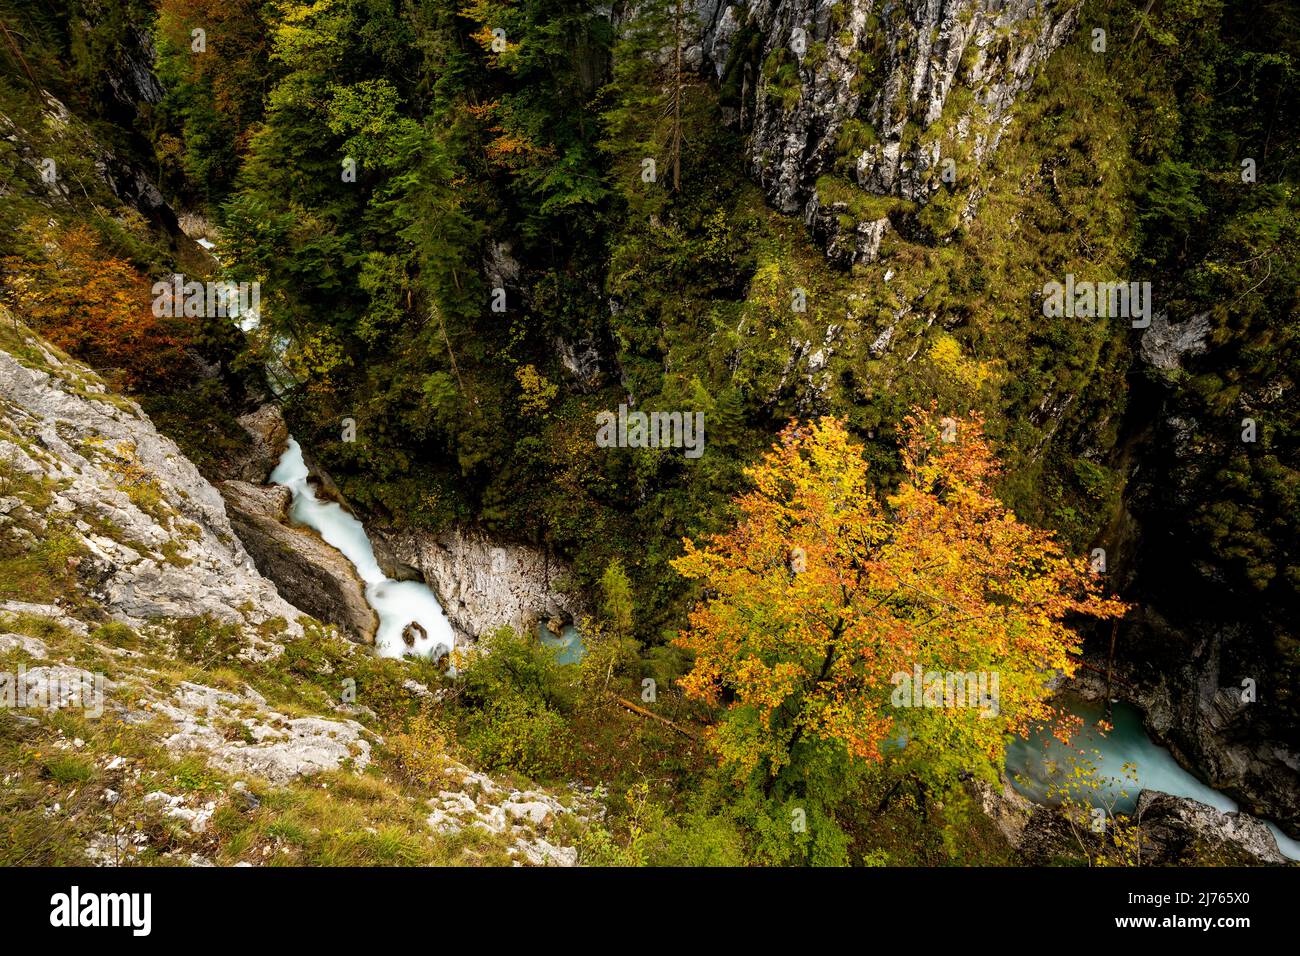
[228,404,290,482]
[0,312,302,650]
[1135,791,1289,865]
[654,0,1081,265]
[555,337,606,390]
[218,480,377,643]
[425,764,593,867]
[1011,791,1291,866]
[372,527,584,644]
[970,774,1034,847]
[1140,311,1212,371]
[152,680,373,785]
[0,633,50,658]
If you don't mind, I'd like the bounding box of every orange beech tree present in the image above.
[671,411,1126,798]
[1,224,193,391]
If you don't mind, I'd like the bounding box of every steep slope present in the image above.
[708,0,1083,264]
[0,312,590,866]
[0,312,302,645]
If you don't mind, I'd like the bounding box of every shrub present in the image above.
[459,695,572,779]
[453,627,575,778]
[387,711,451,788]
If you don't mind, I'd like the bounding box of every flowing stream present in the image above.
[538,621,585,665]
[262,413,1295,858]
[1005,695,1300,860]
[269,438,456,661]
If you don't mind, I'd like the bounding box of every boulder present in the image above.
[1134,791,1289,865]
[230,404,289,482]
[1011,791,1291,866]
[370,526,584,645]
[219,480,376,643]
[402,620,426,648]
[0,633,50,658]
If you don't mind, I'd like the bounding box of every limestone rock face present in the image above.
[372,527,584,644]
[0,632,50,659]
[425,764,595,867]
[0,315,302,651]
[653,0,1081,264]
[555,337,605,390]
[219,480,377,643]
[969,774,1033,848]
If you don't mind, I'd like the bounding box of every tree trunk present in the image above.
[671,0,683,192]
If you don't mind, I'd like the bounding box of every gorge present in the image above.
[269,437,456,662]
[0,0,1295,870]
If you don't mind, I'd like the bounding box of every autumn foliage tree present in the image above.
[672,412,1126,799]
[1,224,193,391]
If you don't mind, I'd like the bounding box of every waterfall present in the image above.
[269,438,456,662]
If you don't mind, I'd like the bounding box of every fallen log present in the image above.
[614,697,697,740]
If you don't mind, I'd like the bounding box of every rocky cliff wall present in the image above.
[673,0,1081,265]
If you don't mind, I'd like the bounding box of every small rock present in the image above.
[503,800,554,827]
[402,621,426,648]
[0,633,49,659]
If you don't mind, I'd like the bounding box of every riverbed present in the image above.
[1005,695,1300,860]
[269,438,456,661]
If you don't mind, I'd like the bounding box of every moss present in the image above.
[916,184,964,236]
[814,175,914,223]
[761,50,803,113]
[0,445,54,512]
[805,41,828,72]
[834,118,880,163]
[159,538,192,568]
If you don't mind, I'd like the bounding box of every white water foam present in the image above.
[269,438,455,661]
